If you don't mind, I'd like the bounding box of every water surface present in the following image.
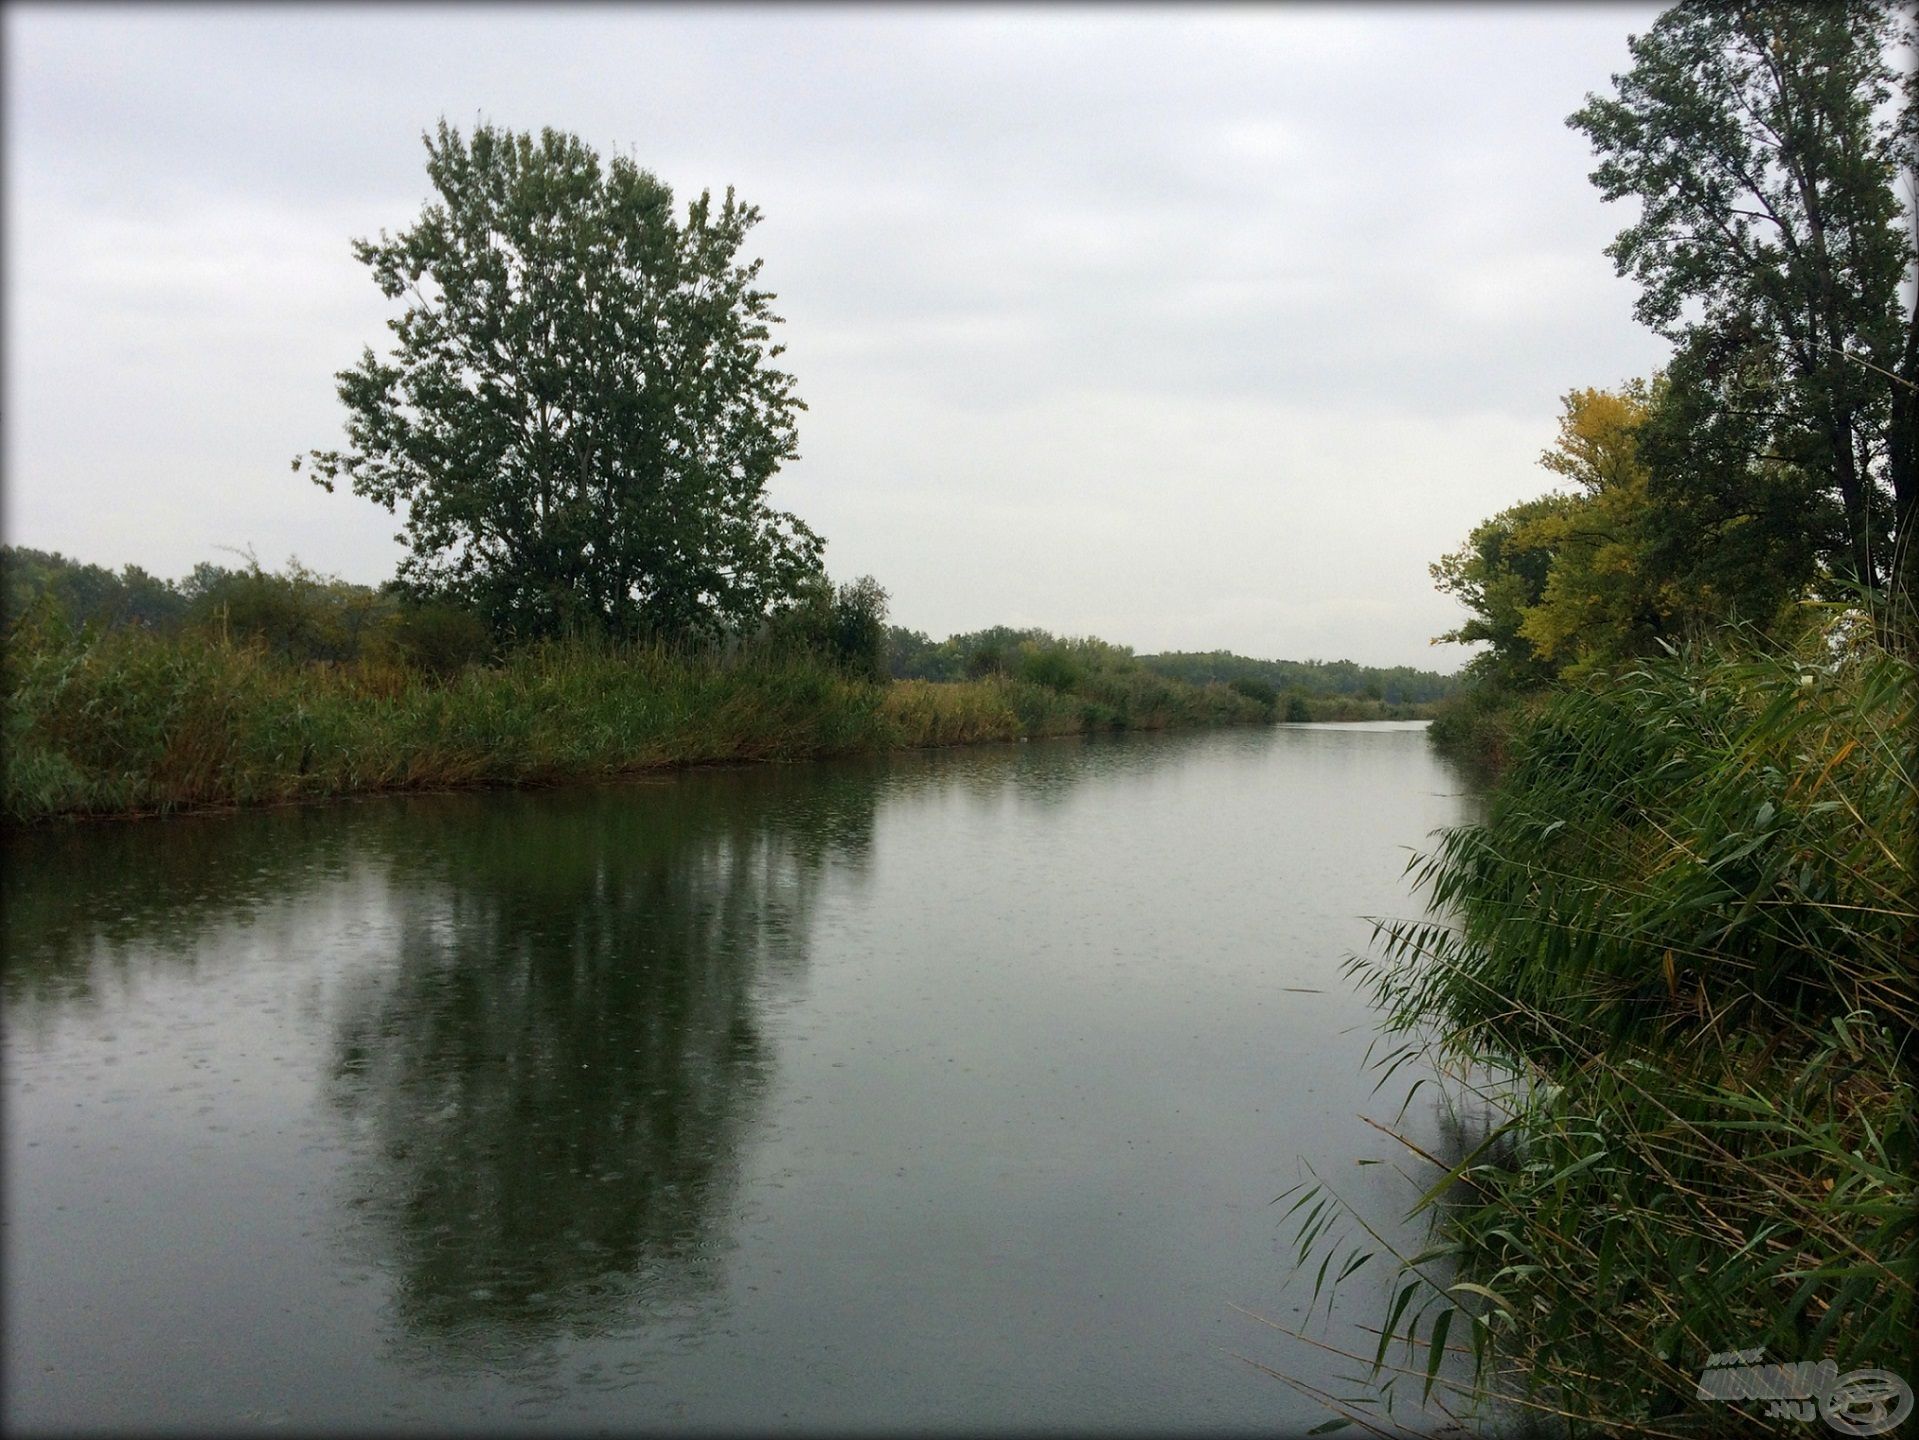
[4,723,1475,1434]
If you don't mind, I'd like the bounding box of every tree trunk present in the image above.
[1827,411,1877,592]
[1888,293,1919,647]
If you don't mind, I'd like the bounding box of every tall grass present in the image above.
[1268,617,1916,1436]
[3,621,1270,823]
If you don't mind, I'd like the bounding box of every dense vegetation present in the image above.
[1135,651,1454,708]
[1,547,1315,824]
[1284,624,1915,1434]
[1272,4,1919,1433]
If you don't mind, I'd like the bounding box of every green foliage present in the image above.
[1568,0,1917,598]
[887,624,1048,682]
[3,546,191,635]
[184,556,391,663]
[881,626,1331,722]
[1517,382,1685,675]
[1439,0,1918,705]
[1429,379,1833,696]
[884,626,945,681]
[2,626,884,824]
[1394,630,1911,1052]
[888,625,1452,721]
[1020,647,1082,692]
[769,574,891,681]
[4,546,498,678]
[1632,341,1845,621]
[877,679,1021,748]
[300,120,823,642]
[1423,684,1536,770]
[1274,628,1916,1434]
[379,601,495,678]
[1292,10,1919,1429]
[825,576,891,684]
[1137,650,1458,705]
[965,643,1008,679]
[1227,676,1277,711]
[3,590,1271,824]
[1430,494,1577,690]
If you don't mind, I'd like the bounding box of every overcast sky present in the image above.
[5,3,1672,671]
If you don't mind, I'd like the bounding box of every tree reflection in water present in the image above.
[318,773,876,1369]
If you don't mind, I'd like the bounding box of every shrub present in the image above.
[965,644,1008,679]
[1019,646,1082,692]
[767,574,891,681]
[379,600,495,677]
[828,576,890,682]
[1228,676,1278,710]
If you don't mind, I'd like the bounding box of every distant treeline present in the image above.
[885,627,1455,705]
[1136,650,1456,705]
[1,545,895,681]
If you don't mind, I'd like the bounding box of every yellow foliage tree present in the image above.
[1513,381,1708,679]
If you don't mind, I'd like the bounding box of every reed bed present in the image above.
[1269,618,1916,1436]
[3,623,1270,823]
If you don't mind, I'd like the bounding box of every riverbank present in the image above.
[4,624,1434,825]
[1288,630,1917,1433]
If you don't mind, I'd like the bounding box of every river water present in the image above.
[3,723,1477,1435]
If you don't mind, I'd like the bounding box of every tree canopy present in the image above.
[302,121,824,641]
[1432,492,1579,691]
[1430,372,1853,687]
[1437,1,1918,689]
[1567,0,1917,599]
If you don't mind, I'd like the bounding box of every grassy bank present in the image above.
[1278,624,1916,1434]
[3,621,1278,824]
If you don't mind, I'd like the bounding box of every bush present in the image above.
[1423,682,1534,767]
[1228,676,1277,710]
[965,644,1008,679]
[768,574,891,681]
[3,546,190,634]
[4,556,1288,822]
[1018,646,1082,692]
[828,576,890,683]
[379,600,495,677]
[183,557,391,663]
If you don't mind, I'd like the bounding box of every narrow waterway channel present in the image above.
[4,722,1478,1435]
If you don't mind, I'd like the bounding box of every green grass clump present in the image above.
[1270,620,1916,1435]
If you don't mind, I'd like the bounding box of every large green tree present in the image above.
[1567,0,1917,601]
[302,122,823,640]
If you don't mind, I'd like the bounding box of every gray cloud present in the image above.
[4,3,1671,668]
